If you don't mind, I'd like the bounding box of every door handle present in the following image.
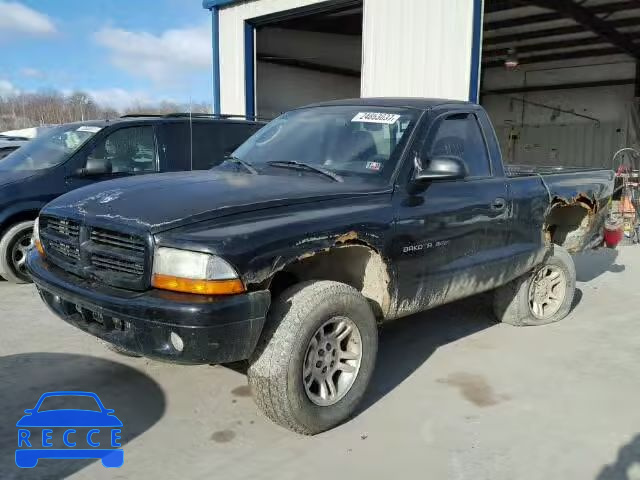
[491,198,507,211]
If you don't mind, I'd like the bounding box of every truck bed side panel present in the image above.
[540,169,615,253]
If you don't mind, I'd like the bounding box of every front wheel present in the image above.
[0,221,35,284]
[493,245,576,326]
[248,280,378,435]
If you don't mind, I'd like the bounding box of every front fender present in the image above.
[0,200,47,231]
[243,228,385,285]
[155,196,394,287]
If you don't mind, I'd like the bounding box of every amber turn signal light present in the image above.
[152,274,245,295]
[35,240,45,257]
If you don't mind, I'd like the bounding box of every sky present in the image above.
[0,0,214,110]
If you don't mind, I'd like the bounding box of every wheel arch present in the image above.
[544,194,599,252]
[0,206,42,237]
[259,243,393,320]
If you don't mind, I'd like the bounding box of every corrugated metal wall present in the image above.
[361,0,475,101]
[495,123,627,168]
[481,26,634,170]
[219,0,478,114]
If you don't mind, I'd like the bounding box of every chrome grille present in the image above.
[40,215,149,290]
[45,217,80,239]
[91,254,145,276]
[48,240,80,262]
[90,228,146,253]
[88,227,147,282]
[41,216,81,267]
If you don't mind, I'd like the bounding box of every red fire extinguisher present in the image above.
[604,217,624,248]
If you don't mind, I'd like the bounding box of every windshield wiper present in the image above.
[266,161,343,183]
[224,156,258,175]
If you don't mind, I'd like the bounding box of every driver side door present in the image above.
[391,109,510,318]
[65,125,158,191]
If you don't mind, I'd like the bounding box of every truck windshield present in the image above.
[232,106,420,181]
[0,123,101,172]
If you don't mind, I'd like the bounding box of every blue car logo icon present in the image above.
[16,391,123,468]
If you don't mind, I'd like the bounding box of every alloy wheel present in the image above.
[303,317,363,407]
[528,265,567,319]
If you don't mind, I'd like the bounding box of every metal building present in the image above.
[203,0,640,169]
[202,0,483,119]
[482,0,640,169]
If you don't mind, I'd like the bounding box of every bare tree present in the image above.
[123,100,211,116]
[0,89,211,131]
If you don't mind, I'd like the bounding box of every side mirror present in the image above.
[412,155,467,184]
[24,409,33,414]
[75,157,112,177]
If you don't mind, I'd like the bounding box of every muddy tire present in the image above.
[248,280,378,435]
[0,221,35,284]
[493,245,576,326]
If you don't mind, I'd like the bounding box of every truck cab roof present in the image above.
[304,97,473,111]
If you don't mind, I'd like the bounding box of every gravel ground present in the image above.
[0,246,638,480]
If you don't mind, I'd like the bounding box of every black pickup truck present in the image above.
[0,114,263,284]
[27,98,614,435]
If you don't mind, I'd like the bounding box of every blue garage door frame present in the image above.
[469,0,484,103]
[205,0,485,115]
[244,22,256,118]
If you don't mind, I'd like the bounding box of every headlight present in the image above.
[151,247,244,295]
[33,217,44,257]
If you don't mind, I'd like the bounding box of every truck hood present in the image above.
[43,171,389,234]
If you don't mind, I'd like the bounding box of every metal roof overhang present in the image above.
[483,0,640,94]
[202,0,243,9]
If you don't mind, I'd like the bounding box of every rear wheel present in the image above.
[248,280,378,435]
[493,245,576,326]
[0,221,35,284]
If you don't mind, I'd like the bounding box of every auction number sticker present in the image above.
[76,126,102,133]
[352,112,401,124]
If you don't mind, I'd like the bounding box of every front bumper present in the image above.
[27,251,270,364]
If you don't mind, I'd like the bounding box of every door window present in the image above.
[86,126,156,173]
[191,122,263,170]
[424,113,491,177]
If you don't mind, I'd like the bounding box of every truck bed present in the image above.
[506,164,615,253]
[505,164,609,177]
[506,164,614,211]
